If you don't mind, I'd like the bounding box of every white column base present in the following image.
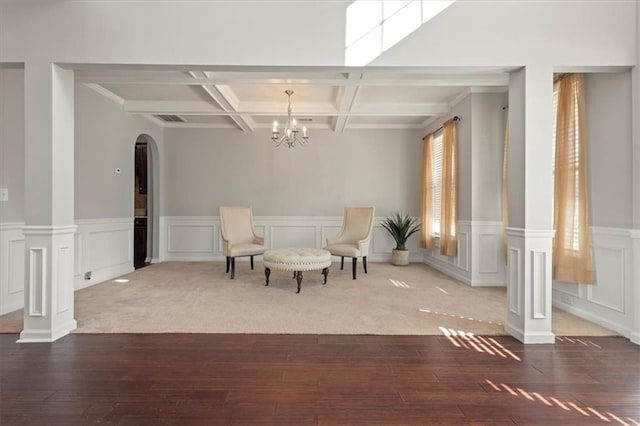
[505,228,555,344]
[20,226,77,343]
[18,319,77,343]
[504,322,555,344]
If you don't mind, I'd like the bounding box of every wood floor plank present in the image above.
[1,333,639,424]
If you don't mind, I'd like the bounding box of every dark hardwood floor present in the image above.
[1,333,639,425]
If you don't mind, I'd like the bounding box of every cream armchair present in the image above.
[324,207,375,279]
[219,206,266,279]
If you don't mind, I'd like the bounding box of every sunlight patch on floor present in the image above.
[485,379,637,425]
[557,336,602,348]
[389,278,410,288]
[438,326,520,361]
[420,308,502,326]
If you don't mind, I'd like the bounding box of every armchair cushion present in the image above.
[323,243,360,258]
[227,242,266,257]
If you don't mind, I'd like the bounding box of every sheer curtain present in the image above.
[502,119,509,264]
[420,133,436,249]
[440,119,457,256]
[553,73,593,284]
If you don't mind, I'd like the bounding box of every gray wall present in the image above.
[75,83,163,220]
[162,128,423,217]
[507,68,526,229]
[0,69,24,223]
[472,92,508,221]
[585,71,633,229]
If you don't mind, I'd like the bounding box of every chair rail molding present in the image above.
[159,216,421,263]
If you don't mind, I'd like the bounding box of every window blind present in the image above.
[432,133,443,234]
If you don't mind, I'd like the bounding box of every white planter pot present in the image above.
[391,249,410,266]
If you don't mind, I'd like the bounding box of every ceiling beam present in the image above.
[123,100,451,116]
[333,73,362,133]
[77,73,510,87]
[188,71,254,132]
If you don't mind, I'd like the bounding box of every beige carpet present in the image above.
[0,262,616,336]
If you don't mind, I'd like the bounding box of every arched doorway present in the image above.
[133,134,159,268]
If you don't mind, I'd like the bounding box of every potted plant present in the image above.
[381,212,420,266]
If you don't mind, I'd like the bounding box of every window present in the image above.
[432,132,443,235]
[345,0,456,66]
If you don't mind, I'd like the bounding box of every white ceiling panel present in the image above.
[357,86,466,103]
[181,115,238,125]
[348,116,426,125]
[230,84,338,103]
[102,84,212,102]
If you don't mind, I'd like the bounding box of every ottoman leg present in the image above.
[265,267,270,286]
[296,271,303,293]
[293,271,297,279]
[322,267,329,285]
[341,257,344,270]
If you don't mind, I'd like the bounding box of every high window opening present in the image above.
[345,0,456,66]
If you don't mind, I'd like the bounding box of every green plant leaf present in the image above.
[380,212,421,250]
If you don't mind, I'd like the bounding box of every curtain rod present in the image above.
[433,115,460,134]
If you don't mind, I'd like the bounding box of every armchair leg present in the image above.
[352,257,357,280]
[341,257,344,270]
[230,257,236,279]
[250,256,254,270]
[226,256,230,273]
[363,256,368,274]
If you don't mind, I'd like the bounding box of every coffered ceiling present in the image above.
[76,68,509,132]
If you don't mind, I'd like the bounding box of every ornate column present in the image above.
[19,62,76,342]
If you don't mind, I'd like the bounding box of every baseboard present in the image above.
[469,279,506,287]
[423,256,471,286]
[75,263,134,290]
[552,300,628,338]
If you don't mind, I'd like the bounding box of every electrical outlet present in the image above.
[0,188,8,202]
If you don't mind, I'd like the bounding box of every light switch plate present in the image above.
[0,188,7,202]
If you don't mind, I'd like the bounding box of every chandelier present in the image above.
[271,90,309,148]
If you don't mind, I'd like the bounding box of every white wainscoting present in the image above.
[0,223,26,315]
[552,226,636,338]
[159,216,422,263]
[74,218,134,291]
[423,221,505,287]
[1,218,134,314]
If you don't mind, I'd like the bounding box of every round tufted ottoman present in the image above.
[263,248,331,293]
